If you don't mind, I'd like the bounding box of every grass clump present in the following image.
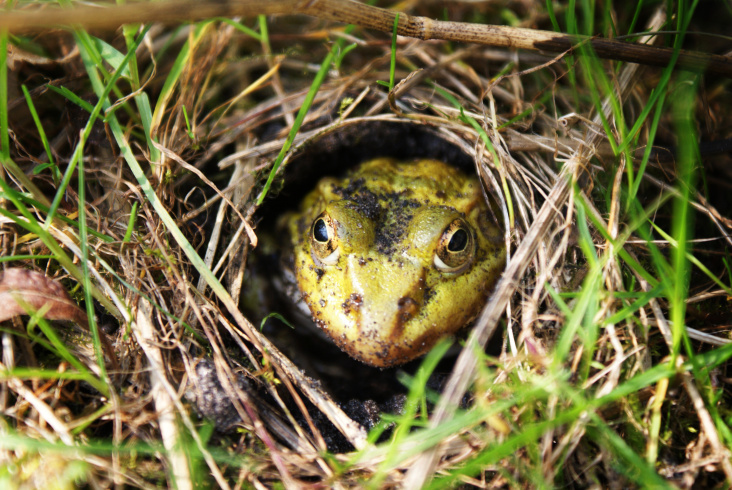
[1,0,732,487]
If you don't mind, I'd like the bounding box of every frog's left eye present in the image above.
[310,212,340,265]
[434,218,475,273]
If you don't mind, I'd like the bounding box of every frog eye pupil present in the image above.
[447,229,468,252]
[311,214,340,265]
[313,218,329,242]
[433,218,475,273]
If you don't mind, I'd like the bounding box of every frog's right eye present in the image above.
[310,212,340,265]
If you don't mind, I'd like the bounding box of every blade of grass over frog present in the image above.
[21,84,59,184]
[433,85,515,227]
[256,24,355,205]
[44,28,148,230]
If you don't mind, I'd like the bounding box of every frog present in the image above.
[279,157,506,368]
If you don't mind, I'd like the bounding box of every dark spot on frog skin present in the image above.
[389,296,419,341]
[341,293,363,314]
[397,297,418,320]
[315,268,325,281]
[372,193,422,255]
[423,286,435,304]
[349,192,383,220]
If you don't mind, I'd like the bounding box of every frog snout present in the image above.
[344,256,426,341]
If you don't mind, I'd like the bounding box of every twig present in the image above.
[3,0,732,77]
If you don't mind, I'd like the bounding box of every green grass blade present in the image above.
[0,29,8,162]
[256,24,356,205]
[21,84,59,183]
[388,13,399,91]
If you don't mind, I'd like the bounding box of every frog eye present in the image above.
[434,218,475,273]
[310,212,340,265]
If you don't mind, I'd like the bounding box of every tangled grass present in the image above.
[1,0,732,488]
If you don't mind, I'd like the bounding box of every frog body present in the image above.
[282,158,505,368]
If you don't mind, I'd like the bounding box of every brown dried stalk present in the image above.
[3,0,731,77]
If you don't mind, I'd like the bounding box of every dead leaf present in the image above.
[0,268,89,326]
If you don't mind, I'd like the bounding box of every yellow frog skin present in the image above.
[284,158,505,368]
